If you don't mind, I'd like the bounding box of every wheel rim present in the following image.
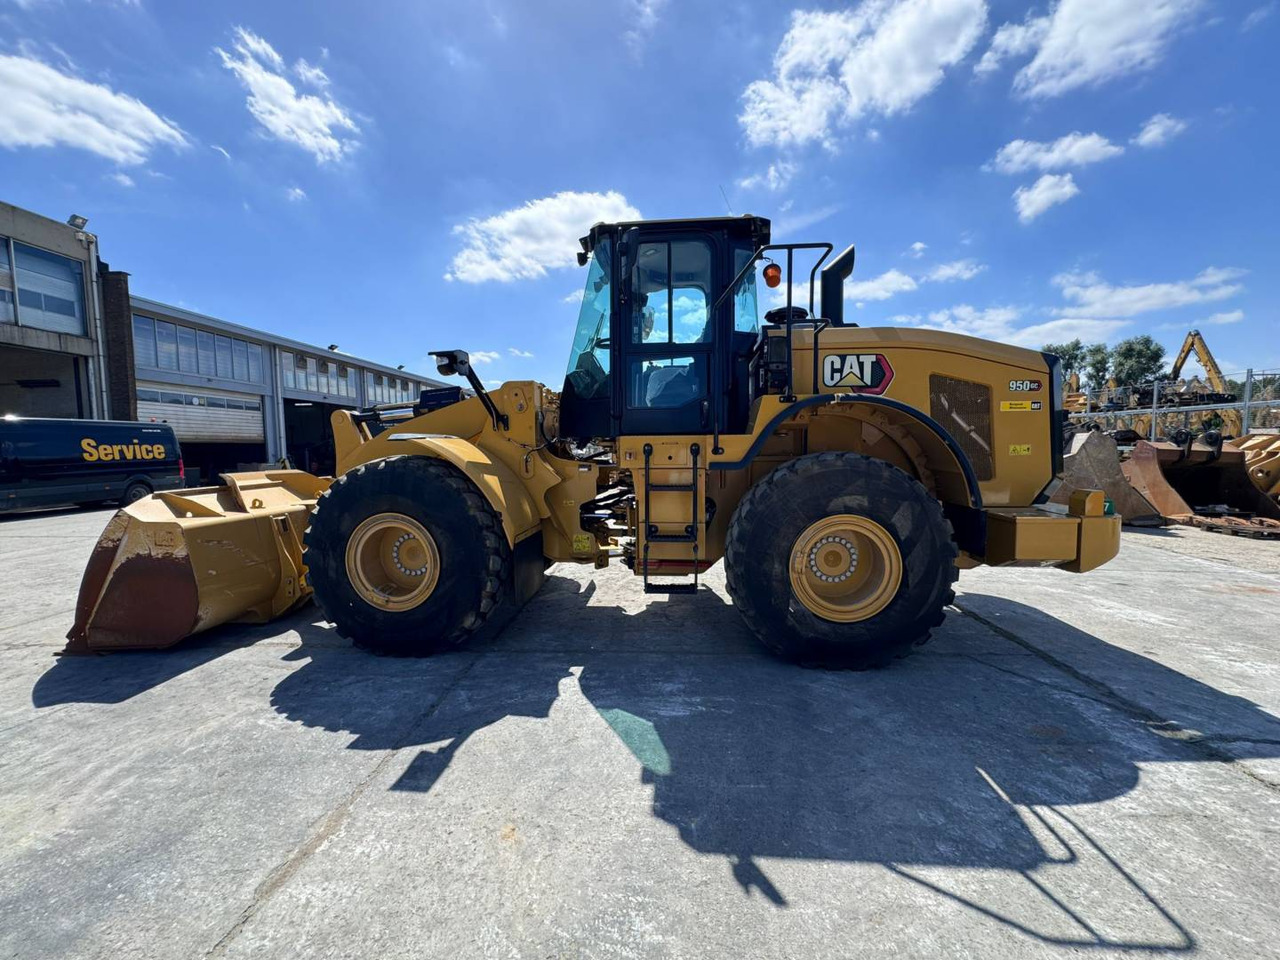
[344,513,441,612]
[788,514,903,623]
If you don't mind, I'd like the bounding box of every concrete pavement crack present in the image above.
[954,602,1280,794]
[202,650,485,959]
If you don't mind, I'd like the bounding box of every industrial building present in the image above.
[1,199,444,483]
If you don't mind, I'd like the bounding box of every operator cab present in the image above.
[561,215,771,440]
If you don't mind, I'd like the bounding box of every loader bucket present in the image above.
[1233,434,1280,499]
[1121,440,1280,524]
[66,470,329,652]
[1050,430,1163,525]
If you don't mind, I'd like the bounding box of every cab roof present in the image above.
[580,215,771,256]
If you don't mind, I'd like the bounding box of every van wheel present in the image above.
[120,481,151,506]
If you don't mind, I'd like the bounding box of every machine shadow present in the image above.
[30,608,322,707]
[268,572,1280,950]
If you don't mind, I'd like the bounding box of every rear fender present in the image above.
[375,434,541,546]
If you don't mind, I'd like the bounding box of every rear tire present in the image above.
[120,481,151,506]
[724,452,958,669]
[304,456,511,656]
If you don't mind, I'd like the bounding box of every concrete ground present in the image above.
[2,508,1280,960]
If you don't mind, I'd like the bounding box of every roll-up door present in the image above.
[136,382,265,443]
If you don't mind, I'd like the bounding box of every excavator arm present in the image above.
[1168,329,1242,436]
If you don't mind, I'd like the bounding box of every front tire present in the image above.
[304,456,510,656]
[724,452,957,669]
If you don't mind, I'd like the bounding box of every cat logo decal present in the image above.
[821,353,895,394]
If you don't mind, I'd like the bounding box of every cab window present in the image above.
[631,240,713,345]
[732,247,760,334]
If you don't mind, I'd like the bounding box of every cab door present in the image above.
[617,230,723,436]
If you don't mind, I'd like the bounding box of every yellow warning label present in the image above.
[1000,401,1034,412]
[572,533,594,555]
[1009,444,1032,456]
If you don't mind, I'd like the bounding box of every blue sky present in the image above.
[0,0,1276,388]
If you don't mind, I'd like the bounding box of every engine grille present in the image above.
[929,375,994,481]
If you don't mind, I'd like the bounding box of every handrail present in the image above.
[710,242,834,420]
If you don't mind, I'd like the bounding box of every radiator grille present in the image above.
[929,375,994,481]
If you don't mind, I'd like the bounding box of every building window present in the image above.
[12,242,86,336]
[155,320,178,370]
[232,339,249,381]
[280,350,295,388]
[215,335,233,378]
[177,325,198,372]
[197,331,216,376]
[247,343,263,383]
[0,238,14,324]
[306,356,319,392]
[132,315,157,366]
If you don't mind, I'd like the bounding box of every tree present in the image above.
[1042,338,1087,378]
[1083,343,1111,389]
[1109,335,1167,387]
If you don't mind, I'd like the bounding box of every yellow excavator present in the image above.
[1166,329,1242,436]
[68,215,1120,668]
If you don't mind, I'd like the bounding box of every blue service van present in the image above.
[0,417,183,513]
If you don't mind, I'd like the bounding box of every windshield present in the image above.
[564,239,612,399]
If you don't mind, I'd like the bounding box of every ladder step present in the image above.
[649,483,696,492]
[644,582,700,595]
[647,533,697,543]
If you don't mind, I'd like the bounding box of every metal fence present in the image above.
[1068,368,1280,439]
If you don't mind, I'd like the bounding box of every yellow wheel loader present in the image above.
[69,215,1120,668]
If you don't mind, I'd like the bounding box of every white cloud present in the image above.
[470,350,501,364]
[908,241,927,258]
[446,190,641,283]
[737,161,797,191]
[740,0,987,149]
[562,289,586,304]
[772,203,841,238]
[981,0,1204,99]
[1242,3,1276,31]
[846,268,918,302]
[507,347,534,358]
[1204,310,1243,325]
[0,53,187,165]
[774,255,983,308]
[1053,267,1246,318]
[989,132,1123,174]
[897,305,1127,347]
[293,58,330,89]
[926,259,986,282]
[235,28,285,70]
[211,144,231,160]
[108,171,135,188]
[1014,173,1080,223]
[1193,266,1247,286]
[285,185,307,202]
[624,0,669,56]
[1132,113,1187,148]
[974,13,1049,76]
[216,27,359,164]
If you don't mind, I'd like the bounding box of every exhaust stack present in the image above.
[820,244,856,325]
